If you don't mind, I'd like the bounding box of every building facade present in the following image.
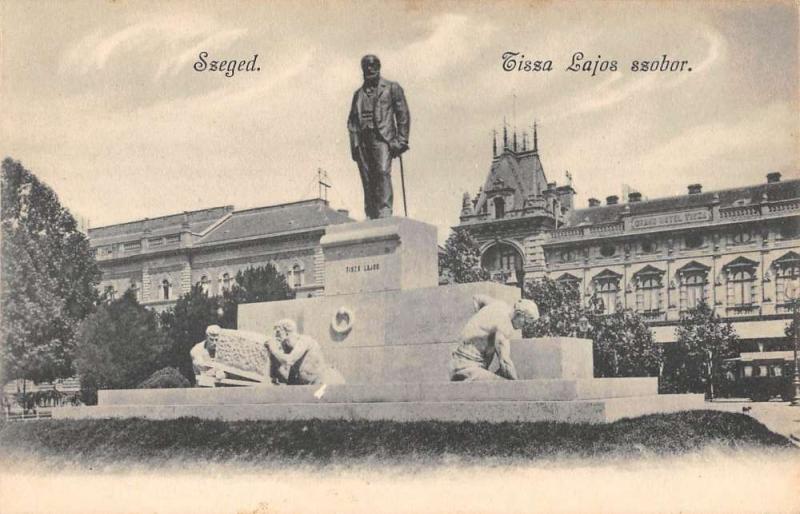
[89,199,352,311]
[456,129,800,347]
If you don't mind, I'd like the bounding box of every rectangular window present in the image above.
[636,276,662,313]
[680,273,706,311]
[596,280,619,314]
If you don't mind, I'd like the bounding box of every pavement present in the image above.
[703,398,800,445]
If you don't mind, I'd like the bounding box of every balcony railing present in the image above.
[638,309,665,321]
[725,304,761,316]
[719,205,761,219]
[587,222,625,236]
[767,198,800,214]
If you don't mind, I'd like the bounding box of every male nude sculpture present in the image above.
[450,295,539,381]
[265,319,345,385]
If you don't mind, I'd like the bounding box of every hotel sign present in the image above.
[631,209,711,230]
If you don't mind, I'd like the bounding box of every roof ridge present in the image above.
[229,198,329,216]
[573,178,799,213]
[89,205,234,232]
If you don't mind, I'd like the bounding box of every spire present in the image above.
[492,129,497,157]
[513,127,518,152]
[522,133,528,152]
[533,121,538,154]
[503,118,508,149]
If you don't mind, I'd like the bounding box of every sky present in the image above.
[1,0,797,240]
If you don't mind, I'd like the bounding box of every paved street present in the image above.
[704,399,800,444]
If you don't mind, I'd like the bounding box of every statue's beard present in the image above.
[363,72,379,85]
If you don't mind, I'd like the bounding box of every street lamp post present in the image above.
[785,279,800,406]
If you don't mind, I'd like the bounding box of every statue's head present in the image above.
[511,299,539,329]
[206,324,221,352]
[360,54,381,82]
[273,319,297,342]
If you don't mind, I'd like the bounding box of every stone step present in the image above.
[53,394,706,424]
[97,378,659,406]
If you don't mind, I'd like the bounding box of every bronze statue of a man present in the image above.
[347,55,410,219]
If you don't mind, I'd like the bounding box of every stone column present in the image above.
[142,266,152,302]
[313,245,325,288]
[180,261,192,295]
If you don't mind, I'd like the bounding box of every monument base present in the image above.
[54,381,706,424]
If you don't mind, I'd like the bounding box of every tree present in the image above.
[1,158,101,390]
[523,277,584,337]
[523,278,661,378]
[778,301,799,351]
[229,264,295,305]
[160,264,293,382]
[667,301,739,399]
[74,290,169,404]
[159,284,235,383]
[591,308,661,378]
[438,228,490,284]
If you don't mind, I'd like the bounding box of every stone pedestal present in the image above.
[239,281,521,384]
[320,217,438,296]
[70,216,709,425]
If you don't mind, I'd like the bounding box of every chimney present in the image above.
[588,198,601,207]
[337,208,350,217]
[628,191,642,203]
[606,195,619,205]
[688,184,702,195]
[767,172,781,183]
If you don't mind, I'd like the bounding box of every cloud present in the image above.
[58,14,246,79]
[154,29,247,80]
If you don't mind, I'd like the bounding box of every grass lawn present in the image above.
[0,410,795,468]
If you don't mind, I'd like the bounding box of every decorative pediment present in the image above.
[592,269,622,281]
[773,251,800,266]
[556,272,580,283]
[676,260,710,274]
[632,265,664,278]
[722,256,758,270]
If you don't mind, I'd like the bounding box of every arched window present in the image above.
[481,243,523,284]
[161,279,171,300]
[221,272,232,292]
[129,280,140,301]
[677,261,709,311]
[199,275,210,295]
[493,197,505,219]
[633,266,664,316]
[592,270,621,314]
[290,264,304,289]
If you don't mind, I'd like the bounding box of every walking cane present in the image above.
[399,154,408,217]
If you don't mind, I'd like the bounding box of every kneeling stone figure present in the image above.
[450,295,539,382]
[266,319,346,385]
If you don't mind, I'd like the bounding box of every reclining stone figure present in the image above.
[266,319,346,385]
[191,325,272,386]
[450,295,539,381]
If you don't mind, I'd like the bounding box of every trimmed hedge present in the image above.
[137,367,191,389]
[0,410,794,467]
